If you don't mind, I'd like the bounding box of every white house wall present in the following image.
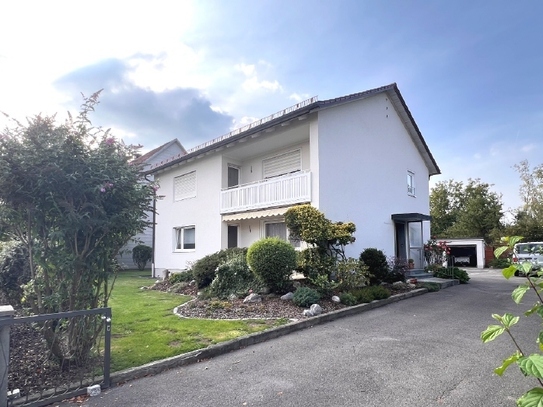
[317,93,431,259]
[154,154,223,273]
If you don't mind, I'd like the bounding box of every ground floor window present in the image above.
[264,221,300,248]
[175,226,195,251]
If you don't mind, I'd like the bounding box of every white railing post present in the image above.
[0,305,15,407]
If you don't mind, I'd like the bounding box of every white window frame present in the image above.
[407,171,416,197]
[174,225,196,252]
[262,219,301,249]
[174,171,196,201]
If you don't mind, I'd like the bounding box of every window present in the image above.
[262,149,301,179]
[227,165,240,188]
[175,226,195,251]
[407,171,415,196]
[174,171,196,201]
[264,221,300,248]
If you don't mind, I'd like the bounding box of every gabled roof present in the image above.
[146,84,440,176]
[132,139,186,166]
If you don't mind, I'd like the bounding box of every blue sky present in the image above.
[1,0,541,217]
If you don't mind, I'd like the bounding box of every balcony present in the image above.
[220,170,311,214]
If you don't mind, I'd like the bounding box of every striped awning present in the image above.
[222,207,289,222]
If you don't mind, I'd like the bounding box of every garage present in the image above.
[444,238,486,269]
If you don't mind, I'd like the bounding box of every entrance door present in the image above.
[227,225,238,248]
[395,221,424,268]
[408,222,424,268]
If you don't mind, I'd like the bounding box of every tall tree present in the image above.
[507,160,543,241]
[0,92,154,363]
[430,179,503,243]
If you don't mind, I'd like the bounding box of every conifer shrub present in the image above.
[360,248,390,285]
[339,292,357,306]
[351,285,391,304]
[292,286,321,307]
[247,238,296,293]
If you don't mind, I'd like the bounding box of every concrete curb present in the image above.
[108,287,431,386]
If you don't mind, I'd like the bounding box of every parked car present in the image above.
[512,242,543,276]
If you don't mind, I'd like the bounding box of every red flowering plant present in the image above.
[424,237,451,269]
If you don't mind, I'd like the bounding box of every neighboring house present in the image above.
[147,83,441,276]
[116,139,187,269]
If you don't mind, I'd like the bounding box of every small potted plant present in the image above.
[408,258,415,269]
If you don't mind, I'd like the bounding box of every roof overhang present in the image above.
[222,207,289,222]
[391,213,432,222]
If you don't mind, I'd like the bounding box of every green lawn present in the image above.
[108,270,276,372]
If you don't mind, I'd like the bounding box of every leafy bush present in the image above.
[0,240,31,308]
[192,247,248,288]
[488,257,510,269]
[360,248,390,285]
[385,257,409,283]
[339,292,357,306]
[433,267,470,283]
[247,238,297,293]
[169,270,194,285]
[132,244,153,270]
[335,257,369,291]
[351,285,391,304]
[310,273,339,297]
[210,253,265,299]
[292,286,321,307]
[296,248,335,281]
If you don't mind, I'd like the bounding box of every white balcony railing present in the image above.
[220,171,311,214]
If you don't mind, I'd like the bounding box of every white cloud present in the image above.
[242,77,282,92]
[289,93,311,102]
[236,63,256,77]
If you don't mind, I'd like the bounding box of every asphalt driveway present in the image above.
[82,269,539,407]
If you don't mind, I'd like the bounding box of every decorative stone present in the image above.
[309,304,322,315]
[281,292,294,300]
[243,293,262,303]
[228,293,237,301]
[87,384,101,397]
[392,281,405,288]
[331,295,340,303]
[303,309,314,317]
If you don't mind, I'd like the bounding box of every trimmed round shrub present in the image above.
[192,247,248,288]
[247,238,297,293]
[132,244,152,270]
[360,248,390,285]
[210,253,265,299]
[292,286,321,307]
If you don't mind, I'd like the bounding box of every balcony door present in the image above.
[228,165,240,188]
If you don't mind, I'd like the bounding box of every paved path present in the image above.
[81,270,539,406]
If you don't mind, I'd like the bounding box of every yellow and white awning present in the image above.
[222,207,289,222]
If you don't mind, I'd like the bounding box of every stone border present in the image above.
[109,288,428,385]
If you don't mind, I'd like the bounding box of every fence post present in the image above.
[0,305,15,407]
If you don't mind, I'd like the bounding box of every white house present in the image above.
[147,83,440,276]
[116,139,186,269]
